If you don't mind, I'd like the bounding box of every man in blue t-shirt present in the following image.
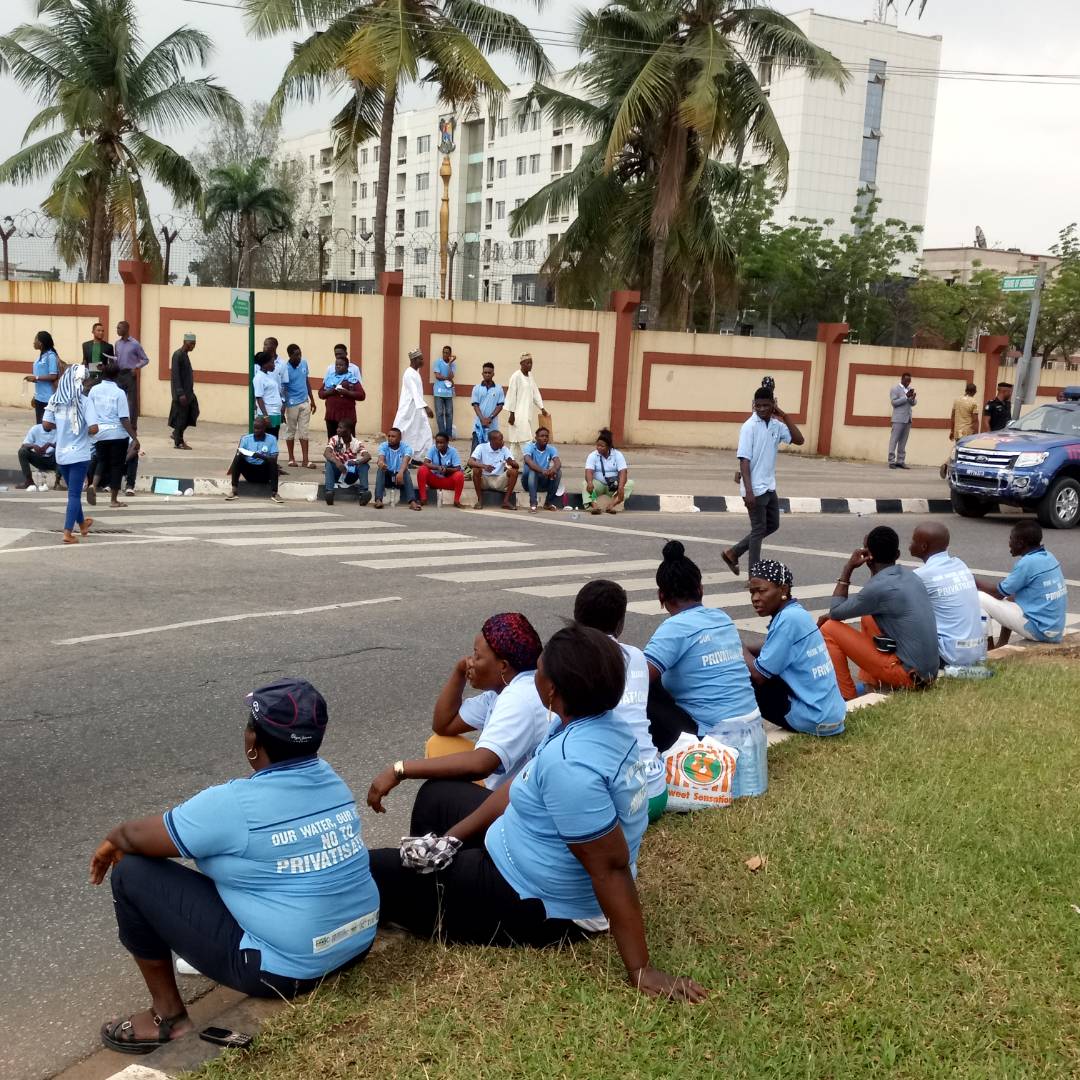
[283,343,318,469]
[375,426,420,509]
[976,519,1068,647]
[470,363,505,449]
[432,344,456,438]
[16,422,57,489]
[226,416,284,503]
[521,425,562,512]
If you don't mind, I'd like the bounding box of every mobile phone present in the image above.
[199,1027,254,1049]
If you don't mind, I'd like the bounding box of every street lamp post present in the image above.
[437,116,456,299]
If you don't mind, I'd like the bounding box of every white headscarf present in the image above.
[47,363,88,434]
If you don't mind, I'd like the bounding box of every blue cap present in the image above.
[245,678,328,750]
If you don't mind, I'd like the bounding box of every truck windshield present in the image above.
[1007,405,1080,437]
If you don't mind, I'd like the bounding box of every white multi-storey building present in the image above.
[282,11,941,303]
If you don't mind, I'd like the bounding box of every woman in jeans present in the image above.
[41,364,97,544]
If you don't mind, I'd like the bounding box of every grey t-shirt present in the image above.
[828,564,940,681]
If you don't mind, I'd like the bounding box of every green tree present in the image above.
[513,0,846,328]
[242,0,551,287]
[0,0,239,282]
[203,157,294,288]
[909,265,1008,350]
[1038,223,1080,366]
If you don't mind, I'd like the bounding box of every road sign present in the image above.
[230,288,252,325]
[1002,275,1038,293]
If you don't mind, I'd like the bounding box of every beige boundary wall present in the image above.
[1,269,1073,467]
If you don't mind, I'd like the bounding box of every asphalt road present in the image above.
[1,492,1076,1080]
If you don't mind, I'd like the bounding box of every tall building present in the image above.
[921,246,1060,285]
[281,12,941,302]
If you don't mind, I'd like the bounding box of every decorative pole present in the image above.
[437,115,456,299]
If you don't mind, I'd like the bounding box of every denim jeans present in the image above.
[324,460,370,493]
[433,396,454,438]
[59,460,89,530]
[375,465,416,502]
[524,466,561,507]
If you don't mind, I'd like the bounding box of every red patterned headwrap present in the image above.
[481,612,543,674]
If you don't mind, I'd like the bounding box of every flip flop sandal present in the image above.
[79,517,94,538]
[101,1011,189,1056]
[303,462,318,469]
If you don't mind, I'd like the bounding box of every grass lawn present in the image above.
[193,650,1080,1080]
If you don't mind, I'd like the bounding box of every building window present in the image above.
[487,157,494,183]
[493,282,502,301]
[394,245,404,270]
[525,283,536,302]
[516,156,526,176]
[485,197,493,224]
[514,198,524,209]
[551,144,572,175]
[530,110,540,131]
[416,134,431,155]
[319,181,333,201]
[351,180,358,205]
[548,233,559,252]
[525,239,536,260]
[373,146,379,163]
[396,172,406,196]
[395,208,405,233]
[359,182,368,200]
[358,250,366,267]
[512,240,523,260]
[358,217,367,233]
[396,135,407,162]
[320,147,332,167]
[496,200,505,219]
[496,159,507,179]
[414,285,427,298]
[482,279,490,302]
[497,117,508,137]
[512,281,524,302]
[487,116,497,141]
[529,154,541,174]
[360,148,368,166]
[859,137,880,185]
[415,210,429,228]
[308,154,315,170]
[758,57,773,87]
[350,250,356,272]
[416,172,429,191]
[415,247,428,265]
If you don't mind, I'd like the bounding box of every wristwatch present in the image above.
[393,760,406,780]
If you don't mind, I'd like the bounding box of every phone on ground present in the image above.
[199,1027,254,1049]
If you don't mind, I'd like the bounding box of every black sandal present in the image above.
[721,551,740,576]
[101,1010,190,1055]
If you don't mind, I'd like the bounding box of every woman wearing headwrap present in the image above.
[41,363,100,544]
[367,613,548,835]
[742,560,846,736]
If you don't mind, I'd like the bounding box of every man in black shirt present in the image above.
[984,382,1013,432]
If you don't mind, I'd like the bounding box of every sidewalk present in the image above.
[0,406,950,508]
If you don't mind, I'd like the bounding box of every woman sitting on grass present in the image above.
[368,624,707,1002]
[644,541,768,798]
[742,560,847,736]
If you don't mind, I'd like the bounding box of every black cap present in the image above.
[246,678,328,750]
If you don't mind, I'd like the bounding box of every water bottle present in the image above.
[942,665,994,680]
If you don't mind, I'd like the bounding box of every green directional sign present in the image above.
[1001,274,1038,293]
[230,287,252,325]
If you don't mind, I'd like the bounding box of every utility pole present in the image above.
[1012,262,1046,421]
[0,216,15,280]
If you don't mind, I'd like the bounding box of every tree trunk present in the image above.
[92,202,112,284]
[373,87,396,287]
[240,213,255,288]
[646,228,667,330]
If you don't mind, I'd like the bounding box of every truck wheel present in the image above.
[950,490,992,518]
[1036,476,1080,529]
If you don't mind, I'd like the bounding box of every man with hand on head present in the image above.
[468,429,519,511]
[818,526,939,700]
[888,372,916,469]
[432,344,456,438]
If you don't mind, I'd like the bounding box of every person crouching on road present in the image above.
[366,624,708,1003]
[225,415,284,503]
[323,419,371,506]
[90,679,380,1055]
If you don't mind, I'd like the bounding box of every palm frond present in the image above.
[604,40,680,168]
[0,130,76,184]
[330,83,385,169]
[128,26,216,98]
[136,78,241,131]
[439,0,553,82]
[241,0,361,38]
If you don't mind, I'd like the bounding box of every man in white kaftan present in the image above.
[393,348,434,461]
[504,353,546,464]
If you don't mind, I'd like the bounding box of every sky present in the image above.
[0,0,1077,253]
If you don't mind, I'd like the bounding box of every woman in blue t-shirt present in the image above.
[368,625,707,1003]
[89,679,379,1056]
[743,560,846,737]
[24,329,61,423]
[643,541,767,798]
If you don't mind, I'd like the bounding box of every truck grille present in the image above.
[955,447,1018,469]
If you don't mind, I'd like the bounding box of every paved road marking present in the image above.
[346,548,601,570]
[31,510,339,526]
[0,527,32,549]
[52,595,401,645]
[0,536,191,556]
[624,581,851,616]
[507,571,741,598]
[426,558,660,583]
[278,539,534,558]
[266,531,484,556]
[39,500,305,512]
[149,521,403,537]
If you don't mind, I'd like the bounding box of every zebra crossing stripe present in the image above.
[43,511,338,527]
[623,581,851,616]
[507,571,743,598]
[278,539,536,558]
[345,548,602,570]
[270,532,502,556]
[148,521,404,537]
[425,558,660,583]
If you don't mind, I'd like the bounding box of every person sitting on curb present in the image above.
[366,613,547,833]
[365,624,707,1004]
[90,679,379,1055]
[323,420,371,506]
[374,427,420,510]
[818,526,939,700]
[574,580,668,822]
[583,428,633,514]
[417,431,466,507]
[225,416,284,503]
[15,420,57,490]
[742,560,846,736]
[468,429,519,511]
[522,425,562,513]
[644,541,768,799]
[910,522,987,669]
[975,520,1067,648]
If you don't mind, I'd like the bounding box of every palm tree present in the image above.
[0,0,239,282]
[511,0,847,327]
[243,0,552,285]
[203,158,295,287]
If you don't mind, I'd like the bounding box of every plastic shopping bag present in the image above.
[663,732,740,811]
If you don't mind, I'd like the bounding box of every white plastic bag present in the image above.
[663,732,740,811]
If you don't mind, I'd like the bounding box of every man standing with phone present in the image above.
[432,344,456,437]
[888,372,916,469]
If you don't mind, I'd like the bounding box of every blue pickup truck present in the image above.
[948,390,1080,529]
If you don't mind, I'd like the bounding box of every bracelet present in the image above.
[836,578,850,585]
[393,760,406,780]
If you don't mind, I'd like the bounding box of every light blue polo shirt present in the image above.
[486,712,648,921]
[999,547,1067,642]
[433,358,455,398]
[87,380,130,441]
[754,601,846,735]
[283,360,311,407]
[471,442,512,476]
[426,444,461,469]
[45,400,98,465]
[33,349,60,402]
[238,432,278,466]
[915,552,987,666]
[378,441,412,473]
[22,424,55,454]
[736,413,791,496]
[614,641,665,798]
[458,671,549,790]
[470,381,505,442]
[164,757,380,979]
[645,605,757,733]
[522,441,559,473]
